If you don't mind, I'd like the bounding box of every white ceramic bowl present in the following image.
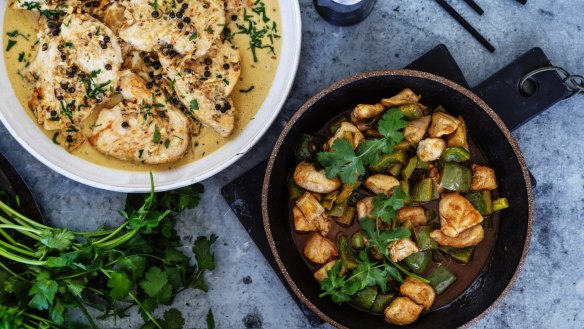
[0,1,301,192]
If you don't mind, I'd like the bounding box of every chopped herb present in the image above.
[138,149,144,158]
[205,26,214,34]
[149,0,159,11]
[222,79,229,85]
[189,32,198,41]
[65,42,73,48]
[6,30,29,40]
[95,26,101,36]
[153,125,161,143]
[164,139,170,148]
[66,125,79,133]
[18,52,25,62]
[59,100,76,123]
[52,132,60,145]
[6,40,17,52]
[189,100,199,111]
[239,85,255,93]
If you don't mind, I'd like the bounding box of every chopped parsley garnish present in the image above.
[6,40,17,52]
[18,52,25,62]
[189,32,198,41]
[189,100,199,111]
[164,139,170,148]
[65,42,73,48]
[52,132,60,145]
[149,0,159,11]
[83,70,111,100]
[232,2,279,62]
[59,100,76,123]
[239,85,255,93]
[6,30,29,40]
[138,149,144,158]
[153,125,161,143]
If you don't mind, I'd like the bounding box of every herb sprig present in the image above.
[317,109,407,184]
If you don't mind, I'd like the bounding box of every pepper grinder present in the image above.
[314,0,377,26]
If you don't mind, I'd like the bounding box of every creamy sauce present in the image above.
[3,2,281,171]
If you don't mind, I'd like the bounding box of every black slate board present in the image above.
[221,44,471,324]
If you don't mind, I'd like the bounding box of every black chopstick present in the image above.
[433,0,496,53]
[462,0,484,15]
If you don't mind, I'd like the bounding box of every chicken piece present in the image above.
[389,238,419,262]
[380,88,421,108]
[304,233,338,264]
[428,112,460,137]
[26,14,122,151]
[356,196,374,220]
[351,103,385,122]
[365,174,400,195]
[446,116,469,150]
[327,122,365,150]
[396,206,427,227]
[313,260,346,282]
[119,0,224,57]
[160,41,241,137]
[471,164,498,191]
[417,138,446,162]
[384,297,423,326]
[428,164,444,194]
[89,72,190,164]
[430,224,484,248]
[295,192,332,236]
[404,115,431,145]
[101,2,126,33]
[12,0,73,13]
[439,193,483,238]
[399,277,436,311]
[293,206,317,232]
[293,162,342,194]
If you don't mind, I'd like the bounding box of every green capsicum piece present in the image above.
[400,180,412,205]
[466,192,493,216]
[351,232,365,250]
[439,162,472,192]
[322,191,339,210]
[398,104,424,120]
[335,184,354,204]
[427,265,457,295]
[388,163,403,177]
[370,292,396,314]
[401,156,418,180]
[350,286,378,311]
[412,178,433,202]
[326,200,348,218]
[294,134,324,162]
[441,146,471,162]
[336,205,355,226]
[403,251,431,275]
[328,116,347,135]
[338,235,358,270]
[393,140,411,151]
[439,246,476,264]
[492,198,510,212]
[369,151,408,172]
[287,176,305,200]
[414,225,438,250]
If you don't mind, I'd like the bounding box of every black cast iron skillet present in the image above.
[262,70,533,328]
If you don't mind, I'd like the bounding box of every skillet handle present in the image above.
[472,47,568,131]
[471,48,569,188]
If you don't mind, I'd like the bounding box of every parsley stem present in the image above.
[92,221,128,245]
[0,259,29,281]
[0,224,41,236]
[0,246,45,265]
[0,239,37,257]
[20,312,64,328]
[94,228,138,250]
[387,258,430,283]
[0,200,50,230]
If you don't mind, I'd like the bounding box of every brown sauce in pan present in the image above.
[290,111,501,312]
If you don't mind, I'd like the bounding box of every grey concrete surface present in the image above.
[1,0,584,328]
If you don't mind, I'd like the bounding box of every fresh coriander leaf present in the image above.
[383,264,403,283]
[353,252,388,292]
[117,255,147,282]
[164,248,188,263]
[378,108,407,143]
[371,186,408,223]
[359,218,410,257]
[65,280,84,298]
[40,228,75,251]
[319,261,351,304]
[28,271,58,311]
[45,250,79,268]
[189,271,209,292]
[163,308,185,329]
[157,184,204,211]
[49,299,65,325]
[140,266,169,298]
[6,40,17,52]
[317,139,364,184]
[164,265,183,288]
[108,271,132,300]
[206,309,215,329]
[189,31,198,40]
[194,234,217,271]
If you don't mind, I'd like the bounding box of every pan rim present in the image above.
[261,69,534,329]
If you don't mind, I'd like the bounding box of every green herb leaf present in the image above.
[190,100,199,111]
[371,186,408,223]
[359,218,410,257]
[6,40,17,52]
[116,255,147,282]
[317,139,363,184]
[163,308,185,329]
[189,31,198,40]
[140,266,169,298]
[238,85,255,93]
[152,125,161,143]
[39,229,75,251]
[319,261,352,303]
[108,271,132,300]
[193,234,217,271]
[206,309,215,329]
[28,272,58,311]
[353,251,389,292]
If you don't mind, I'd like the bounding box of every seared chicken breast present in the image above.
[89,71,190,164]
[119,0,224,58]
[27,13,122,150]
[160,41,241,137]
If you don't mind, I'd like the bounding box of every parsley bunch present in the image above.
[0,175,216,329]
[317,109,407,184]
